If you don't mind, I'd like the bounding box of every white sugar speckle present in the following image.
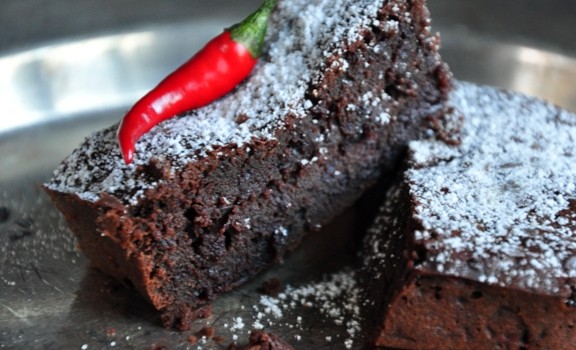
[231,317,245,331]
[274,226,289,237]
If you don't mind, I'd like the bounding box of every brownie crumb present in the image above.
[258,278,282,297]
[7,217,35,241]
[228,330,295,350]
[0,206,10,223]
[196,326,216,339]
[213,335,226,343]
[15,217,34,229]
[235,114,249,124]
[165,305,213,331]
[8,229,33,242]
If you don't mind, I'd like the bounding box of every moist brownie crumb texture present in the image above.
[44,0,451,330]
[362,82,576,349]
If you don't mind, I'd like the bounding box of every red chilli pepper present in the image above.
[117,0,277,164]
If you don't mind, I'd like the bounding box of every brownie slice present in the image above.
[361,82,576,349]
[44,0,452,330]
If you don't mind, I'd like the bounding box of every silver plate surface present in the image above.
[1,1,575,349]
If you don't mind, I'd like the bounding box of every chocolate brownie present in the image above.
[44,0,452,330]
[361,82,576,349]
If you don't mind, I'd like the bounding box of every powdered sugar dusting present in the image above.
[408,82,576,294]
[222,270,363,349]
[45,0,385,204]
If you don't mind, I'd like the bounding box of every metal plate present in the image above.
[1,1,576,349]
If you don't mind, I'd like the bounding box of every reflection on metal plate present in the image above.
[0,21,223,135]
[440,28,576,112]
[1,8,576,350]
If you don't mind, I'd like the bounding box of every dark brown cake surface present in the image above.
[361,82,576,349]
[44,0,452,330]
